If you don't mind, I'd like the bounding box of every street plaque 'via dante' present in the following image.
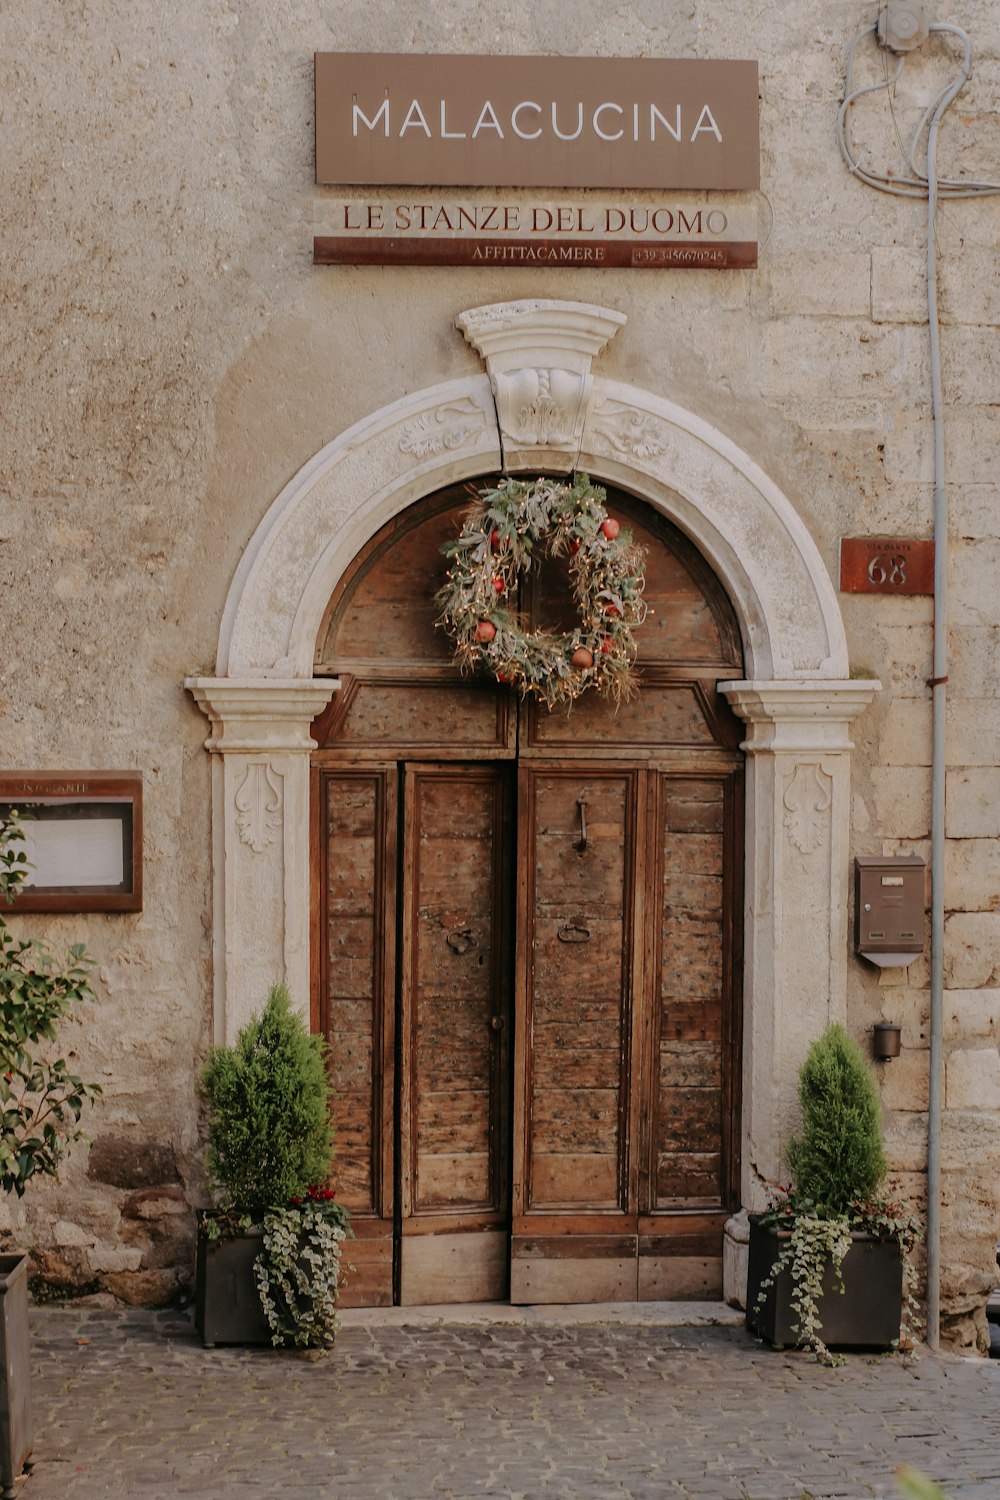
[840,537,935,596]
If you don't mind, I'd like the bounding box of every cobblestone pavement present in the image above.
[23,1305,1000,1500]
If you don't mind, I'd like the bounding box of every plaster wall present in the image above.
[2,0,999,1345]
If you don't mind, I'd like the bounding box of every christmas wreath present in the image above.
[435,474,647,710]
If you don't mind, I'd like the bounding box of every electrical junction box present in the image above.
[855,855,926,967]
[877,3,929,54]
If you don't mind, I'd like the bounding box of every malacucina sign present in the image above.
[315,54,759,191]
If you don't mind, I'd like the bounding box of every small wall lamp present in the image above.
[872,1022,902,1061]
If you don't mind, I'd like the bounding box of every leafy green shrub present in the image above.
[0,810,102,1196]
[786,1021,887,1216]
[200,982,334,1221]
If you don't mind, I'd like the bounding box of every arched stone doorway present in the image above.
[311,480,745,1306]
[186,299,879,1300]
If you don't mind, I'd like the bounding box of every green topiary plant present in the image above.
[201,982,333,1221]
[786,1022,887,1216]
[199,983,350,1348]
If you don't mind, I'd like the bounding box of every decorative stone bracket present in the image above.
[457,299,627,471]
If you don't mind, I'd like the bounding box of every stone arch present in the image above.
[215,303,846,683]
[188,300,878,1219]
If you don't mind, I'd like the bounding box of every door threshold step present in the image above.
[338,1299,746,1329]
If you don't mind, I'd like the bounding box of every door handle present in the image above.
[575,799,588,852]
[446,928,477,955]
[490,1016,504,1031]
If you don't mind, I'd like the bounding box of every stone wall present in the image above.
[1,1,998,1346]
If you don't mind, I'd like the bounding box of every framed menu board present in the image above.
[0,772,143,913]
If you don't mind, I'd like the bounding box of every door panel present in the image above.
[652,777,726,1210]
[398,764,512,1304]
[517,769,638,1215]
[636,771,741,1299]
[512,767,643,1302]
[318,770,397,1307]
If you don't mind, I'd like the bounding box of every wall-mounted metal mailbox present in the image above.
[855,855,925,967]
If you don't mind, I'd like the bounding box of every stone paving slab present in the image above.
[21,1305,1000,1500]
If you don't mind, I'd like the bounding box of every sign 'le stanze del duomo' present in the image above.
[313,54,759,268]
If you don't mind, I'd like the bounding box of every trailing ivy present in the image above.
[254,1187,351,1349]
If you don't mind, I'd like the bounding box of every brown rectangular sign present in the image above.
[315,53,759,191]
[313,236,756,269]
[840,538,935,596]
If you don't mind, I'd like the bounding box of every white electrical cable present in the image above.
[837,23,1000,198]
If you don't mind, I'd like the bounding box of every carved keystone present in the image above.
[456,300,626,472]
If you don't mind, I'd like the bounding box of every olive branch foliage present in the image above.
[0,808,101,1197]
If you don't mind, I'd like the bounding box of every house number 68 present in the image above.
[867,554,907,587]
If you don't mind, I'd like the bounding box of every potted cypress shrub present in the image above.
[746,1022,919,1364]
[0,810,102,1497]
[195,982,350,1348]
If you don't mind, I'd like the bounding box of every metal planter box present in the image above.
[194,1226,272,1347]
[746,1217,903,1351]
[0,1253,32,1500]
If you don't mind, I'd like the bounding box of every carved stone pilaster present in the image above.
[456,300,626,472]
[185,678,338,1043]
[720,679,880,1208]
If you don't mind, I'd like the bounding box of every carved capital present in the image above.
[720,680,881,755]
[185,678,339,754]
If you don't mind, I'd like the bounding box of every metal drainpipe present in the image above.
[924,25,971,1350]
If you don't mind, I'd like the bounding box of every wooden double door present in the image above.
[315,755,741,1305]
[311,481,744,1306]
